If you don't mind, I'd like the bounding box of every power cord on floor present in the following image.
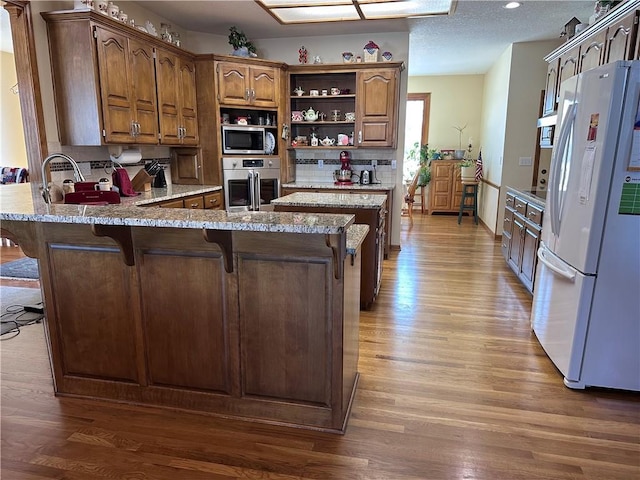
[1,303,44,340]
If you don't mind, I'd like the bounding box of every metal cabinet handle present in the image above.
[358,131,362,144]
[504,217,511,223]
[245,89,250,101]
[190,203,199,208]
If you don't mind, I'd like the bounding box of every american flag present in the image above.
[475,150,484,182]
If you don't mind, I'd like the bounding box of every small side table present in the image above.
[458,182,478,225]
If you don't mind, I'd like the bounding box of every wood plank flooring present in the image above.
[2,215,639,479]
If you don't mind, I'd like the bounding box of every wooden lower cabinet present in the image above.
[274,202,384,310]
[4,221,359,433]
[155,191,224,210]
[502,191,544,293]
[428,160,467,214]
[281,186,392,258]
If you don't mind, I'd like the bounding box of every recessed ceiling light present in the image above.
[504,2,521,9]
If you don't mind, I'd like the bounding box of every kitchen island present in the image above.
[0,183,367,433]
[273,192,387,309]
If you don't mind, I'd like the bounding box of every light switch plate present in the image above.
[391,160,397,170]
[519,156,532,166]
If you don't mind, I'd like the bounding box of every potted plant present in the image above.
[406,142,437,186]
[459,158,476,182]
[452,123,468,159]
[228,26,256,57]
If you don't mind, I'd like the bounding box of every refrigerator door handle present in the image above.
[550,103,577,237]
[537,243,576,282]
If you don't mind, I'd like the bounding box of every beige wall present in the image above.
[407,75,484,155]
[1,51,28,168]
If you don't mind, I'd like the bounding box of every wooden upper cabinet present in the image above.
[179,60,199,144]
[543,58,559,115]
[128,37,159,144]
[170,147,202,185]
[579,30,606,73]
[604,13,638,63]
[42,10,198,147]
[94,27,135,143]
[156,49,199,145]
[557,47,580,101]
[356,68,399,148]
[216,61,279,107]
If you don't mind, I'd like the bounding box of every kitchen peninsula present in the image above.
[273,191,387,309]
[0,183,367,433]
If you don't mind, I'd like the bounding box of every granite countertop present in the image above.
[346,224,369,254]
[272,192,388,209]
[507,186,547,207]
[0,183,355,235]
[282,182,395,192]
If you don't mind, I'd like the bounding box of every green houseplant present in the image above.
[228,26,256,57]
[407,142,438,186]
[458,158,476,182]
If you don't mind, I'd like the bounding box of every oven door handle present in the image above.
[248,170,256,211]
[254,170,260,211]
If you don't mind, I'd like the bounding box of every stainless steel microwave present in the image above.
[221,125,266,155]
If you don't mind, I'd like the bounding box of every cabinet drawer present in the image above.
[503,208,514,234]
[185,195,205,209]
[506,193,516,209]
[514,198,527,215]
[204,192,223,209]
[159,198,185,208]
[525,204,543,226]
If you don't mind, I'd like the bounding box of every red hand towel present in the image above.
[112,168,139,197]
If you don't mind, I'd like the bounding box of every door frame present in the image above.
[3,0,47,184]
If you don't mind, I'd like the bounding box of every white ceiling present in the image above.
[138,0,597,75]
[0,1,597,75]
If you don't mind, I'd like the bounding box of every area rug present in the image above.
[0,257,39,280]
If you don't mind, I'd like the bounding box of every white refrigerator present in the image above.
[531,60,640,391]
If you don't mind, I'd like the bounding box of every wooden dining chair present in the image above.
[404,170,420,219]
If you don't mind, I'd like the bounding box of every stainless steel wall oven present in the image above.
[223,157,280,212]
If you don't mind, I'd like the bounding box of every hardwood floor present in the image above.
[1,215,639,479]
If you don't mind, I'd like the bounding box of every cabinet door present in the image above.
[543,58,559,116]
[156,49,181,144]
[452,167,464,211]
[356,69,398,147]
[557,47,580,102]
[579,31,606,73]
[604,14,637,63]
[171,147,202,185]
[250,66,279,107]
[508,214,525,273]
[217,62,250,105]
[429,162,454,212]
[128,38,158,144]
[520,222,541,292]
[179,59,199,145]
[95,26,134,143]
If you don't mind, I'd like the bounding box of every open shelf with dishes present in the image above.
[289,71,357,148]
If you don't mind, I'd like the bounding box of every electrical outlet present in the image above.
[318,159,323,169]
[371,159,378,167]
[391,160,397,170]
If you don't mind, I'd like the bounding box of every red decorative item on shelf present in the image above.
[298,45,307,64]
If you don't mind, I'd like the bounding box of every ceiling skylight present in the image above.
[256,0,455,24]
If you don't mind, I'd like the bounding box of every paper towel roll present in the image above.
[110,148,142,165]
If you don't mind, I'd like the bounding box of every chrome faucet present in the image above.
[41,153,86,204]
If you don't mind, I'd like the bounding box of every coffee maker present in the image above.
[334,150,354,185]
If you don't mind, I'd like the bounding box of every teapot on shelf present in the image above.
[320,136,335,146]
[303,108,319,122]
